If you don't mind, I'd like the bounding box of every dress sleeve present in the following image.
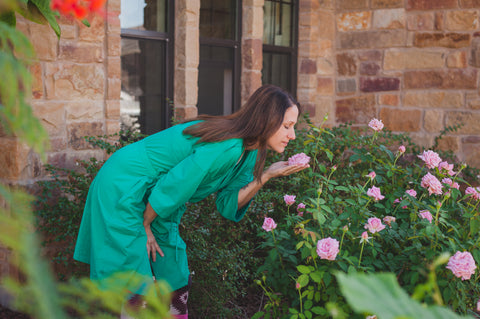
[147,140,242,220]
[215,157,256,222]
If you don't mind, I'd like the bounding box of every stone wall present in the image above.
[299,0,480,167]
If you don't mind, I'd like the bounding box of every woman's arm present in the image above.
[237,161,309,208]
[143,202,164,261]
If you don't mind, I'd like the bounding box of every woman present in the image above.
[73,84,308,318]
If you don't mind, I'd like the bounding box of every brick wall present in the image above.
[298,0,480,167]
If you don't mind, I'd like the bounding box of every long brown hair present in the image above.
[183,84,301,180]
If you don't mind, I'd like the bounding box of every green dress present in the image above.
[73,121,257,292]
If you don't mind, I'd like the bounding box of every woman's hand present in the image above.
[144,225,164,262]
[263,161,309,180]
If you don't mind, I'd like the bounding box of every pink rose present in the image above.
[439,161,455,176]
[442,178,460,190]
[368,118,384,131]
[465,187,480,201]
[295,282,301,290]
[405,189,417,198]
[398,145,406,154]
[288,153,311,166]
[316,237,340,261]
[383,216,396,227]
[366,171,376,179]
[360,231,371,244]
[394,198,401,204]
[262,217,277,232]
[367,186,385,201]
[419,210,433,223]
[284,194,296,206]
[421,173,443,195]
[364,217,386,234]
[297,203,306,216]
[446,251,477,281]
[418,150,442,169]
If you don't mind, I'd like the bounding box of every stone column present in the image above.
[174,0,200,120]
[241,0,264,106]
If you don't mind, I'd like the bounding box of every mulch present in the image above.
[0,305,30,319]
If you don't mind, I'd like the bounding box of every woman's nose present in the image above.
[288,129,296,140]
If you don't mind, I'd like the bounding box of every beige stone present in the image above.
[408,132,433,149]
[29,23,58,62]
[445,11,479,31]
[107,78,121,100]
[313,96,335,124]
[379,108,421,132]
[107,56,121,79]
[446,51,467,68]
[436,136,460,153]
[59,41,103,63]
[406,13,434,31]
[463,143,480,168]
[60,24,76,39]
[446,111,480,134]
[317,58,335,75]
[30,62,43,99]
[384,49,444,70]
[317,11,335,38]
[373,9,405,29]
[67,122,104,150]
[337,11,371,32]
[31,101,65,137]
[0,138,36,180]
[65,100,103,121]
[468,100,480,109]
[78,15,105,42]
[105,120,120,135]
[379,94,399,106]
[404,92,463,108]
[105,100,120,119]
[424,110,444,133]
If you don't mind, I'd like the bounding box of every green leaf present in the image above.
[28,0,61,37]
[310,270,323,283]
[297,265,312,274]
[0,11,16,26]
[251,311,264,319]
[336,272,475,319]
[297,274,309,288]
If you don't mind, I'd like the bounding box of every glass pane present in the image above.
[198,45,234,115]
[121,38,168,134]
[263,0,293,47]
[120,0,167,32]
[200,0,236,39]
[262,52,291,92]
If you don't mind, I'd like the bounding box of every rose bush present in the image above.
[254,115,480,318]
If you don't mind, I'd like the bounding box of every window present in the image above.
[119,0,174,135]
[262,0,297,95]
[198,0,241,115]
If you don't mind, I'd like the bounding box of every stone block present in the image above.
[373,9,406,29]
[66,100,103,121]
[105,100,120,119]
[107,56,121,79]
[360,62,380,75]
[446,111,480,134]
[445,10,479,30]
[469,37,480,67]
[300,59,317,74]
[60,24,76,39]
[404,92,464,108]
[414,33,470,48]
[404,69,477,89]
[0,138,35,180]
[337,12,371,32]
[460,0,480,8]
[406,13,434,31]
[463,136,480,143]
[175,106,198,121]
[67,122,104,150]
[468,100,480,109]
[317,57,335,75]
[436,136,460,153]
[336,95,376,124]
[107,78,121,100]
[446,51,467,68]
[358,50,382,61]
[106,120,120,135]
[360,77,400,92]
[379,94,399,106]
[30,62,43,99]
[59,41,103,63]
[372,0,403,8]
[313,97,335,124]
[78,15,105,42]
[337,53,356,76]
[384,49,445,70]
[45,63,105,100]
[317,77,334,95]
[336,78,357,94]
[424,110,444,132]
[31,101,65,137]
[298,74,317,89]
[406,0,458,10]
[317,11,335,39]
[463,144,480,169]
[435,12,445,30]
[379,108,421,132]
[338,30,406,49]
[29,23,58,62]
[336,0,368,10]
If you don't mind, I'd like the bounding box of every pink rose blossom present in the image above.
[439,161,455,176]
[442,178,460,190]
[360,231,371,244]
[394,198,401,204]
[398,145,406,154]
[366,171,376,179]
[262,217,277,232]
[288,153,311,166]
[367,186,385,201]
[297,203,306,217]
[295,282,301,290]
[405,189,417,198]
[465,187,480,201]
[446,251,477,281]
[419,210,433,223]
[368,118,384,131]
[364,217,386,234]
[421,173,443,195]
[418,150,442,169]
[383,216,396,227]
[316,237,340,261]
[284,194,296,206]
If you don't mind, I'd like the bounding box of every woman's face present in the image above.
[266,105,299,153]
